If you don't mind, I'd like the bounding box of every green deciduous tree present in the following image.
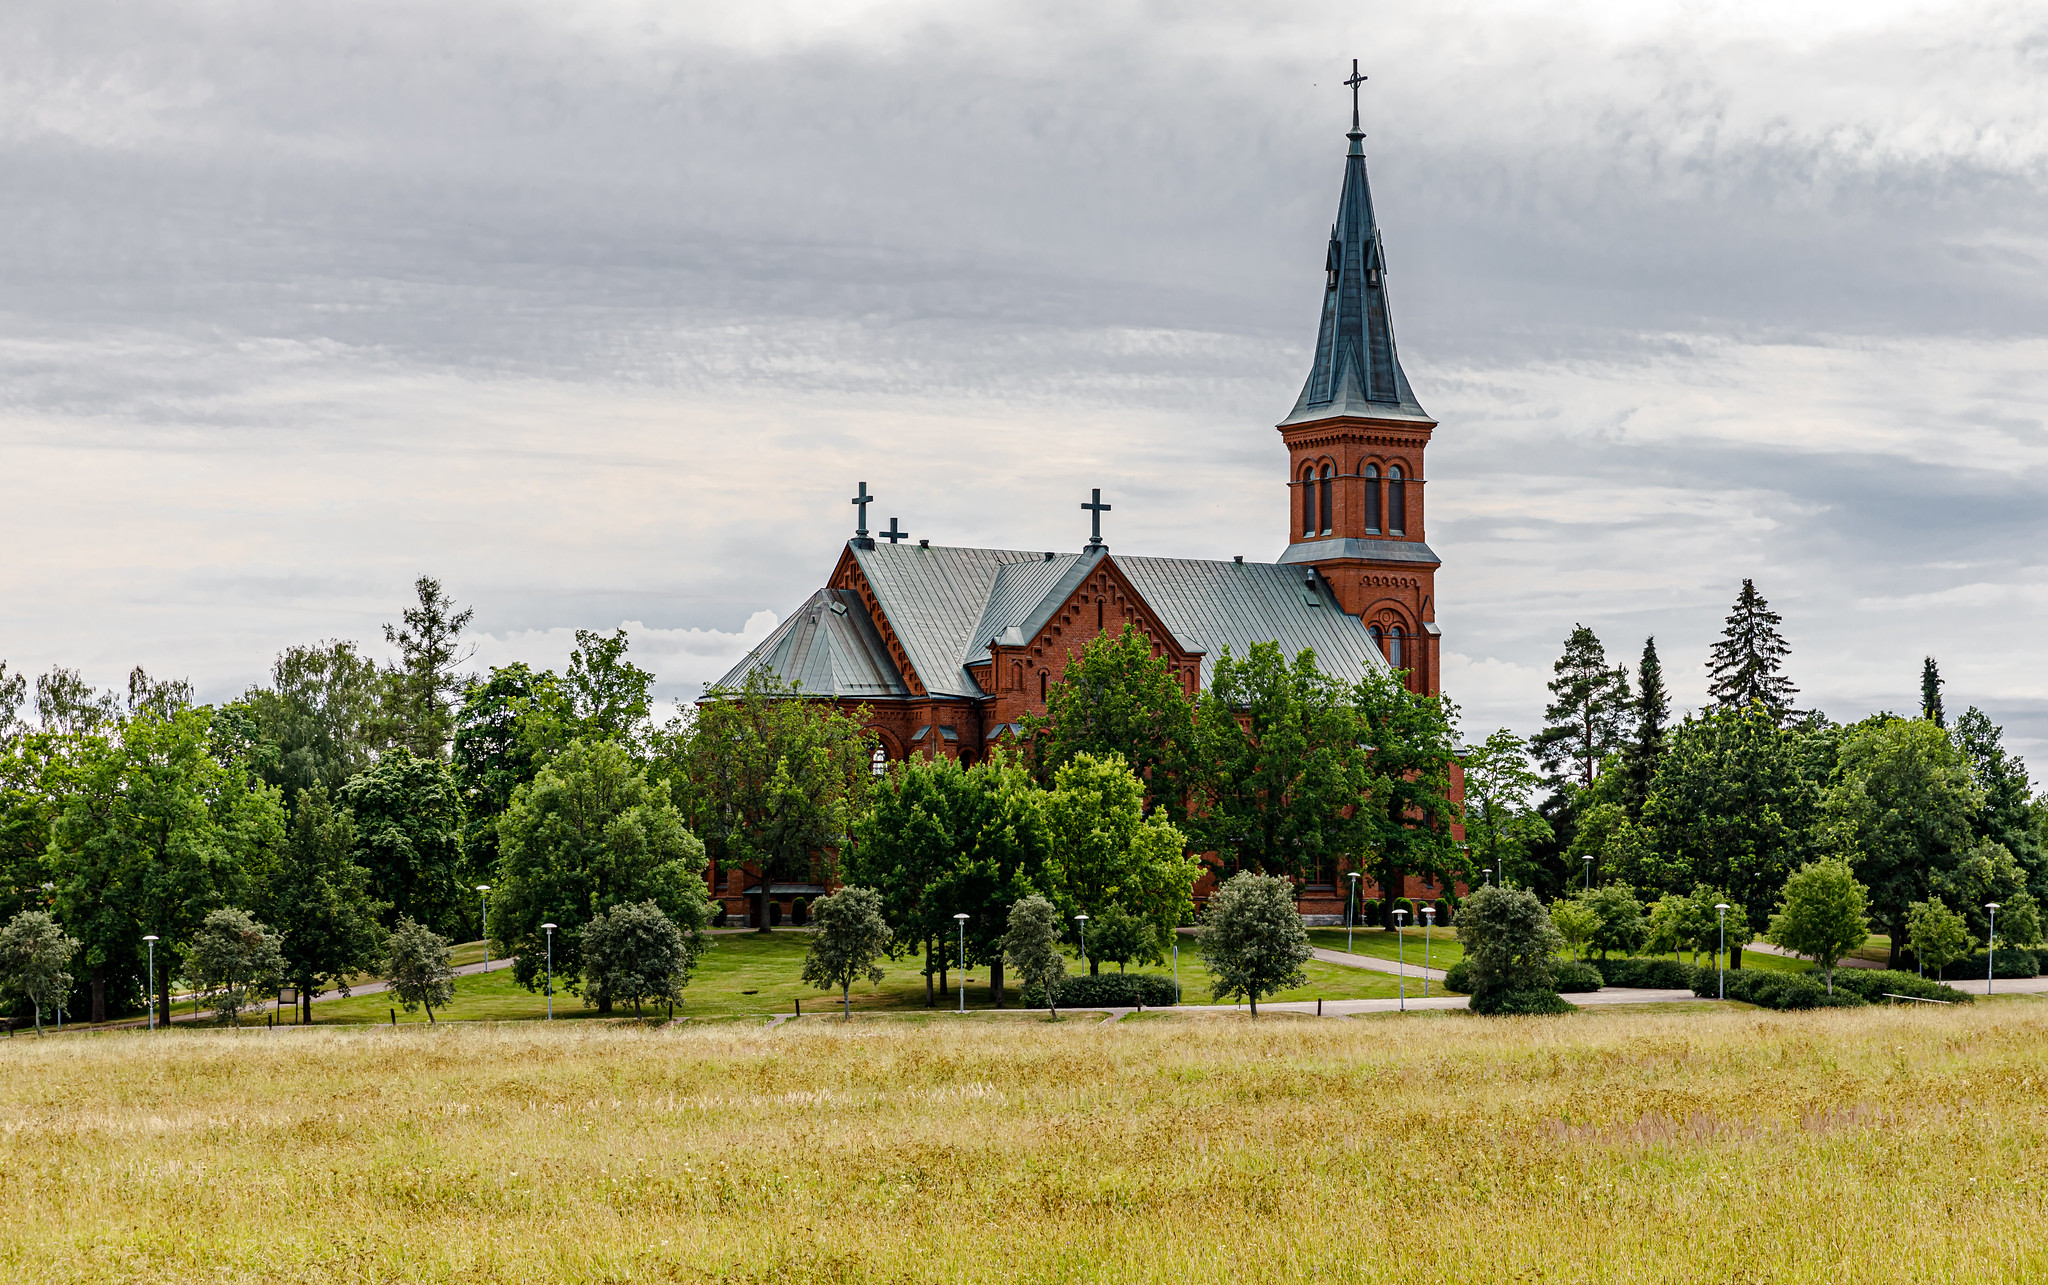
[231,642,385,803]
[1024,625,1196,822]
[1906,898,1971,978]
[340,748,466,936]
[1548,896,1597,962]
[255,787,385,1023]
[1580,883,1648,959]
[1456,884,1566,1003]
[1041,753,1199,975]
[565,629,655,752]
[189,907,285,1025]
[1003,894,1067,1018]
[1952,707,2043,894]
[1460,729,1550,889]
[1707,579,1798,721]
[1084,901,1149,973]
[35,668,121,736]
[1932,842,2040,947]
[384,917,456,1022]
[581,900,701,1017]
[493,739,710,999]
[669,669,873,935]
[1531,626,1630,793]
[1765,859,1870,994]
[0,661,26,743]
[801,885,893,1019]
[0,909,77,1034]
[381,577,475,760]
[1197,870,1313,1017]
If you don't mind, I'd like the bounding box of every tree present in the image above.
[1682,886,1749,964]
[581,900,702,1017]
[1085,901,1149,972]
[124,667,194,721]
[0,661,26,743]
[340,748,466,936]
[188,908,285,1025]
[0,910,78,1034]
[1952,708,2043,895]
[35,668,120,736]
[1617,637,1670,819]
[1197,870,1313,1017]
[669,668,873,935]
[1548,897,1597,962]
[1461,729,1551,889]
[1531,626,1630,793]
[1025,625,1196,822]
[381,576,475,760]
[801,885,893,1019]
[385,917,456,1021]
[493,738,710,1000]
[1906,898,1970,978]
[1456,884,1565,1002]
[233,641,385,804]
[1765,859,1869,994]
[1819,716,1980,968]
[1931,841,2039,947]
[1003,894,1067,1018]
[255,788,385,1023]
[1581,883,1648,959]
[1707,579,1797,721]
[451,663,557,933]
[1041,753,1200,974]
[565,629,656,752]
[1349,664,1464,915]
[1921,658,1945,728]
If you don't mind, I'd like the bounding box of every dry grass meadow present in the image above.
[4,1003,2047,1283]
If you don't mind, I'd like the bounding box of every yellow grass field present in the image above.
[4,1003,2047,1283]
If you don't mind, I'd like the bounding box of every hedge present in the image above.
[1019,973,1180,1008]
[1594,957,1695,989]
[1442,959,1473,994]
[1469,988,1575,1016]
[1552,960,1604,993]
[1691,968,1863,1009]
[1941,949,2039,980]
[1826,970,1970,1005]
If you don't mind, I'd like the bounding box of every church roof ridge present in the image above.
[1279,80,1430,427]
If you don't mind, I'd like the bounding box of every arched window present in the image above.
[1038,670,1048,702]
[1388,465,1407,535]
[1301,466,1317,536]
[1318,465,1333,536]
[1388,626,1403,668]
[1363,464,1381,534]
[1367,624,1383,654]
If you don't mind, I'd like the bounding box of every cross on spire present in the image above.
[881,517,910,544]
[849,481,873,537]
[1081,488,1112,550]
[1344,59,1367,133]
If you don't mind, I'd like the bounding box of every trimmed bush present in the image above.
[1826,970,1970,1005]
[1552,960,1604,993]
[790,897,810,928]
[1941,950,2038,980]
[1393,897,1417,926]
[1441,959,1473,995]
[1432,899,1453,927]
[768,901,784,927]
[711,905,729,929]
[1596,957,1695,989]
[1360,898,1382,928]
[1469,988,1575,1015]
[1692,969,1864,1009]
[1020,973,1180,1008]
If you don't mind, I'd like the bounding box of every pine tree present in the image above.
[1706,579,1797,721]
[1617,636,1670,818]
[381,576,476,759]
[1531,625,1630,792]
[1920,657,1944,727]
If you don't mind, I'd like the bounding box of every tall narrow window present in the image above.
[1096,599,1103,629]
[1318,465,1333,536]
[1363,465,1381,533]
[1388,626,1403,668]
[1039,671,1048,702]
[1301,466,1317,536]
[1368,624,1383,653]
[1389,466,1407,535]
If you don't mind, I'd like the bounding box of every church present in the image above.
[715,79,1455,926]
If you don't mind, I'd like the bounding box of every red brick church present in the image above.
[715,81,1459,925]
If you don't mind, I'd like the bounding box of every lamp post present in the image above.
[1421,905,1435,998]
[954,913,969,1014]
[1714,904,1730,1001]
[1987,903,2000,995]
[1582,854,1594,891]
[1347,871,1361,954]
[541,923,556,1019]
[143,935,158,1031]
[1392,908,1408,1011]
[1075,913,1090,976]
[476,885,492,973]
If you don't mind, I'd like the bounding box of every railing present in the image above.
[1882,992,1952,1005]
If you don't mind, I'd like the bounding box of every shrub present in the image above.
[1441,959,1472,994]
[1360,898,1381,928]
[711,905,729,929]
[1692,968,1863,1009]
[790,897,809,928]
[768,901,784,927]
[1469,989,1575,1015]
[1552,960,1604,993]
[1020,973,1179,1008]
[1941,949,2038,980]
[1826,970,1970,1005]
[1393,897,1417,925]
[1434,899,1453,927]
[1595,957,1695,989]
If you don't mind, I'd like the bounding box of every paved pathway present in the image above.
[93,956,519,1030]
[1310,945,1448,982]
[1744,941,1886,969]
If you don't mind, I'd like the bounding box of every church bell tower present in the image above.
[1277,64,1442,695]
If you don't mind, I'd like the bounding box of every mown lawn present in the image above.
[1305,924,1464,969]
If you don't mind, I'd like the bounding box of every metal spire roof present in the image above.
[1280,80,1429,426]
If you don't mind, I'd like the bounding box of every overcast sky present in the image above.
[3,0,2046,770]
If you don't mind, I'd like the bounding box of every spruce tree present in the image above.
[1706,579,1797,721]
[1920,657,1944,727]
[1617,636,1670,819]
[1531,625,1630,792]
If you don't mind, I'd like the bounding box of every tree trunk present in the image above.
[1887,915,1905,970]
[160,971,173,1031]
[843,983,851,1020]
[91,967,106,1024]
[1090,956,1099,976]
[302,991,312,1025]
[1730,942,1743,970]
[425,1003,436,1024]
[1249,993,1257,1018]
[991,957,1005,1008]
[924,941,934,1007]
[757,885,770,933]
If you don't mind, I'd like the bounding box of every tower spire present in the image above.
[1280,62,1426,426]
